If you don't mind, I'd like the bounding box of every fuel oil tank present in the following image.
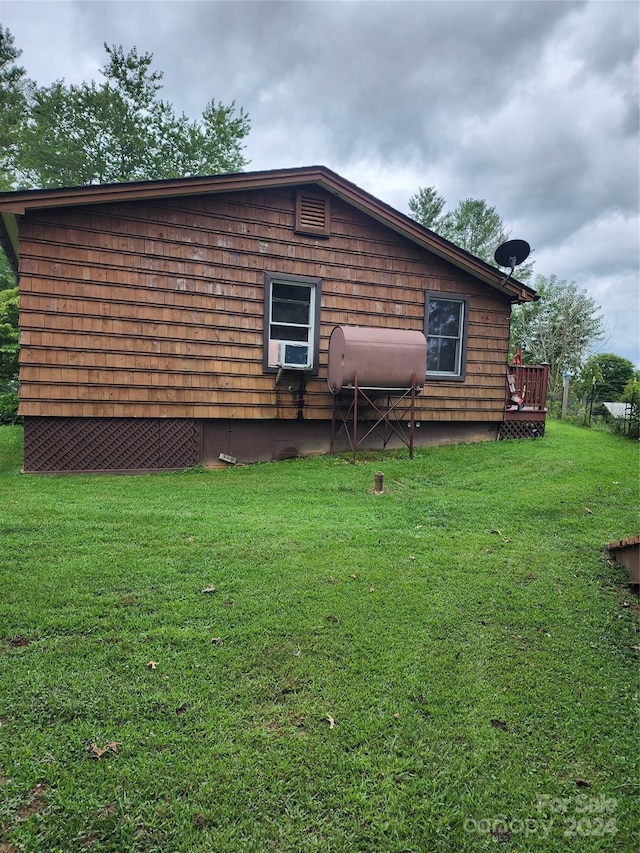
[327,325,427,392]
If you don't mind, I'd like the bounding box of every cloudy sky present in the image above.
[3,0,639,366]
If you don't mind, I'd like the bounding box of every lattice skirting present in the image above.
[23,417,201,472]
[498,419,546,440]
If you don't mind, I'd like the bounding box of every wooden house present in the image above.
[0,166,548,472]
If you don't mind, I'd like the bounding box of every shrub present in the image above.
[0,390,21,425]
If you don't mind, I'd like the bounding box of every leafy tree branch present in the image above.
[13,42,251,188]
[408,184,534,282]
[510,274,605,400]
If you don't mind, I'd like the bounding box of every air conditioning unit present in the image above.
[277,343,311,370]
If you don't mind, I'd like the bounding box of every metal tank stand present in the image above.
[330,372,419,460]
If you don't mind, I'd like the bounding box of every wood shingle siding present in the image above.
[16,186,513,422]
[0,166,541,469]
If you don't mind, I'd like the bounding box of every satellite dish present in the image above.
[494,239,531,286]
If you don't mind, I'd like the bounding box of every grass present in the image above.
[0,421,638,852]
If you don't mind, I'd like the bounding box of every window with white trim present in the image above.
[263,273,321,373]
[424,293,469,380]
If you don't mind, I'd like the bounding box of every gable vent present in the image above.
[295,191,331,237]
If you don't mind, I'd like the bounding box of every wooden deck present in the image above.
[500,364,549,439]
[608,535,640,585]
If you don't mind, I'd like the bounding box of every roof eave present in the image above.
[0,167,327,213]
[0,166,538,302]
[311,172,536,302]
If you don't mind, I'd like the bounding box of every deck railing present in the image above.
[506,363,549,412]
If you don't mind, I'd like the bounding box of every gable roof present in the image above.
[0,165,537,303]
[603,402,633,419]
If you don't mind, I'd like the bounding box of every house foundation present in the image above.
[23,416,499,473]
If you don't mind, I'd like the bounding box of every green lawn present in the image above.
[0,422,638,852]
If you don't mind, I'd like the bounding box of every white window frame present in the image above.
[263,273,321,374]
[424,292,469,381]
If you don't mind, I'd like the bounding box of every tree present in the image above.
[14,42,251,188]
[408,186,446,231]
[0,74,18,324]
[0,286,19,384]
[621,371,640,403]
[577,354,635,403]
[442,198,510,260]
[510,274,605,401]
[408,186,534,282]
[0,285,19,424]
[575,357,602,420]
[0,26,32,189]
[0,251,16,292]
[0,33,251,421]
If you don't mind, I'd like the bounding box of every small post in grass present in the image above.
[561,371,570,420]
[374,471,384,494]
